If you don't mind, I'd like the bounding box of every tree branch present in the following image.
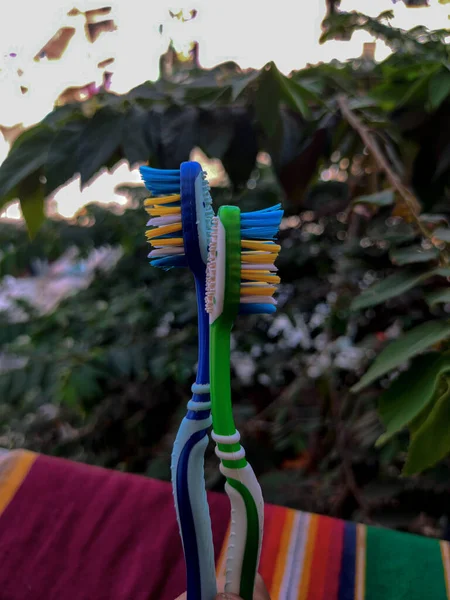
[337,94,441,249]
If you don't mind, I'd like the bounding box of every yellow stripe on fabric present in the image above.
[440,541,450,599]
[355,524,367,600]
[270,508,297,600]
[216,520,231,579]
[297,513,319,600]
[0,450,36,517]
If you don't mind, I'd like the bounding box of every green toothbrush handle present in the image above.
[210,321,264,599]
[213,433,264,600]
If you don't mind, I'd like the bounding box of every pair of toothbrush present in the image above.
[141,162,282,600]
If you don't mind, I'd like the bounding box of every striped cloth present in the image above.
[0,450,449,599]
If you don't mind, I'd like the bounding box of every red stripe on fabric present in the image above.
[0,454,230,600]
[259,503,287,591]
[322,518,345,600]
[307,515,335,600]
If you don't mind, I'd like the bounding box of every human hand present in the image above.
[175,574,271,600]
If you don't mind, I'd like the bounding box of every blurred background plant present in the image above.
[1,0,450,537]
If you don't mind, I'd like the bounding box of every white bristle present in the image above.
[205,217,219,314]
[241,264,278,271]
[149,248,185,257]
[147,215,181,226]
[240,296,277,305]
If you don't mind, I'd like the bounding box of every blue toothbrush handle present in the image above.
[171,385,217,600]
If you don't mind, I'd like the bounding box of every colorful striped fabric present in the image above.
[1,450,450,599]
[217,506,450,600]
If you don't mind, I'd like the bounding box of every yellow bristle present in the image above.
[241,271,280,283]
[145,223,183,239]
[144,195,180,206]
[240,285,277,296]
[146,206,181,216]
[242,253,279,264]
[241,240,281,252]
[151,238,184,247]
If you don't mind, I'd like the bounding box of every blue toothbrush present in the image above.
[140,162,216,600]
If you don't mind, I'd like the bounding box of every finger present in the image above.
[215,574,271,600]
[254,574,271,600]
[174,594,186,600]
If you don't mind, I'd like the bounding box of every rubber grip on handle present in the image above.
[221,463,264,600]
[172,414,217,600]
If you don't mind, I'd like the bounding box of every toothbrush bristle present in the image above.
[239,205,283,315]
[205,216,219,314]
[140,166,187,270]
[200,171,215,248]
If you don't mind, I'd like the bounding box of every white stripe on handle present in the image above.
[220,463,264,597]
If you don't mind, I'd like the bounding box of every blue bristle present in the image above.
[240,227,280,239]
[139,165,185,271]
[238,203,283,315]
[239,304,277,315]
[140,166,181,195]
[150,255,188,269]
[240,205,283,240]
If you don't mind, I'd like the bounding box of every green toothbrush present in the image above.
[205,204,283,600]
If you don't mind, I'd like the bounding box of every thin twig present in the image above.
[337,94,445,253]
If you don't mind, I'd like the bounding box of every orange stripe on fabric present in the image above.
[216,520,231,579]
[307,516,334,600]
[355,524,366,600]
[269,508,296,599]
[259,505,287,592]
[297,513,319,600]
[0,450,36,517]
[440,541,450,599]
[323,518,345,600]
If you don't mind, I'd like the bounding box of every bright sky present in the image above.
[0,0,448,220]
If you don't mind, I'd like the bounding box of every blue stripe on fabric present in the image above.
[338,521,356,600]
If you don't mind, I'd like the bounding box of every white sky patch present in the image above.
[0,0,447,221]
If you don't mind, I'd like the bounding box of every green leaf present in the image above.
[389,245,439,266]
[254,65,282,139]
[254,62,316,139]
[351,268,434,311]
[433,227,450,243]
[0,125,54,207]
[121,105,151,166]
[77,107,125,187]
[231,71,259,102]
[398,74,431,109]
[351,320,450,392]
[20,185,45,239]
[279,77,313,118]
[42,103,81,129]
[429,70,450,110]
[161,106,198,167]
[425,288,450,306]
[271,62,317,118]
[352,189,394,207]
[198,109,235,159]
[376,353,450,445]
[45,118,87,194]
[222,114,258,188]
[183,85,231,106]
[403,377,450,475]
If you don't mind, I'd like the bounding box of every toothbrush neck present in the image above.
[195,276,209,385]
